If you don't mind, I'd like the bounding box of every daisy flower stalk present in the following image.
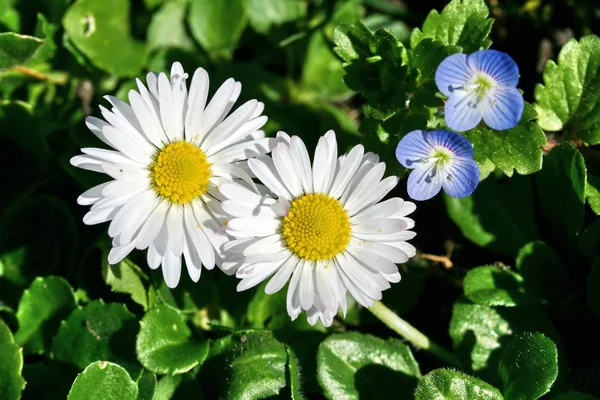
[435,49,524,132]
[220,130,417,327]
[71,62,273,288]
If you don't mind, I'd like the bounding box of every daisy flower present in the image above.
[395,129,480,201]
[71,62,273,288]
[435,49,524,132]
[220,131,417,326]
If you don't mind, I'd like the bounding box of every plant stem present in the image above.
[369,300,463,369]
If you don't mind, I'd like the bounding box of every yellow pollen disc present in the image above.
[150,141,211,204]
[281,193,351,261]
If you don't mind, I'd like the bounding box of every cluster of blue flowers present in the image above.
[396,50,524,201]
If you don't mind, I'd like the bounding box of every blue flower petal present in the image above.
[395,130,433,169]
[435,53,472,97]
[481,87,524,131]
[407,163,443,201]
[426,130,474,159]
[442,159,480,198]
[445,90,483,132]
[468,50,520,88]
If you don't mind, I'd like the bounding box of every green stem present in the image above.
[369,300,463,369]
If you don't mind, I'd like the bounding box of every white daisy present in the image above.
[220,131,417,326]
[71,62,273,288]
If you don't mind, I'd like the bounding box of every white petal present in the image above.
[104,95,144,134]
[136,201,169,250]
[162,248,182,288]
[344,162,386,213]
[185,68,209,142]
[107,242,136,265]
[352,218,407,235]
[158,72,179,141]
[316,262,337,311]
[329,144,364,199]
[83,206,121,225]
[348,176,399,216]
[265,255,298,294]
[226,217,280,238]
[170,62,187,140]
[147,242,162,269]
[237,259,285,291]
[290,135,313,193]
[70,155,104,173]
[166,206,185,256]
[286,263,303,320]
[202,100,259,152]
[346,244,400,274]
[101,125,153,165]
[129,89,168,148]
[299,261,315,310]
[247,156,292,200]
[183,232,202,282]
[242,234,285,256]
[77,182,110,205]
[196,78,235,143]
[101,178,149,198]
[350,198,404,225]
[208,138,276,164]
[272,143,303,198]
[184,206,215,269]
[85,116,111,146]
[312,136,330,193]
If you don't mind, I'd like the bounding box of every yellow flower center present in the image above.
[281,193,351,261]
[149,141,211,204]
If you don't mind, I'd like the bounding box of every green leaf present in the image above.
[410,0,493,53]
[136,305,209,375]
[463,103,547,177]
[188,0,248,61]
[287,346,304,400]
[534,35,600,145]
[499,332,558,400]
[248,0,306,34]
[463,266,538,307]
[317,332,420,399]
[301,31,352,101]
[14,276,76,354]
[153,375,205,400]
[449,298,559,386]
[147,0,196,52]
[585,175,600,215]
[51,300,140,378]
[67,361,138,400]
[199,331,288,399]
[411,38,461,84]
[62,0,146,76]
[415,369,503,400]
[534,143,586,239]
[0,318,25,400]
[102,257,152,311]
[516,241,571,300]
[445,175,537,257]
[135,369,156,400]
[0,33,44,69]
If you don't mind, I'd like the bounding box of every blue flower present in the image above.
[435,50,524,132]
[395,130,480,201]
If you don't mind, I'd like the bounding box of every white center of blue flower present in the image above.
[418,147,456,184]
[449,72,496,109]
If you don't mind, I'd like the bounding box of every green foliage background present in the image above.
[1,0,600,399]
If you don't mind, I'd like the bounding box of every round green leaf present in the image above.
[136,369,157,400]
[516,241,571,300]
[51,300,140,378]
[102,257,152,311]
[499,332,558,400]
[0,32,44,69]
[317,332,420,400]
[62,0,146,76]
[147,0,196,52]
[67,361,138,400]
[14,276,76,354]
[534,143,586,240]
[463,266,538,307]
[0,318,25,400]
[449,298,559,387]
[248,0,306,35]
[199,331,288,399]
[415,369,503,400]
[187,0,248,61]
[136,305,209,375]
[445,175,538,257]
